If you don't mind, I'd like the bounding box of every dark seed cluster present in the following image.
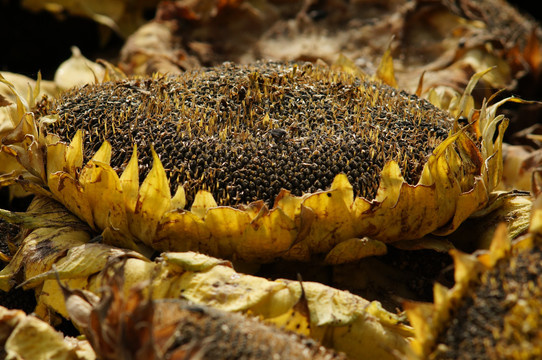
[436,239,542,359]
[0,219,17,261]
[151,300,348,360]
[42,61,454,207]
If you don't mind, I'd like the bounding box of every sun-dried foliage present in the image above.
[501,143,542,191]
[118,0,541,92]
[0,1,540,357]
[61,263,348,360]
[444,190,532,252]
[0,195,413,360]
[0,72,56,183]
[500,120,542,191]
[0,305,95,360]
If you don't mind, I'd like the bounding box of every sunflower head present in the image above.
[1,61,509,263]
[405,174,542,359]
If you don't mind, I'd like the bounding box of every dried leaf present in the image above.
[0,306,95,360]
[64,264,348,360]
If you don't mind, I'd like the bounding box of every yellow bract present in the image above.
[0,306,95,360]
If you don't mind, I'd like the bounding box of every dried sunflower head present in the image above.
[61,263,350,360]
[405,174,542,359]
[1,61,509,263]
[0,72,58,200]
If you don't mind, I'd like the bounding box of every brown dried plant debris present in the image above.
[118,0,542,168]
[61,264,349,360]
[20,0,162,39]
[500,122,542,191]
[119,0,541,93]
[0,218,18,259]
[501,143,542,191]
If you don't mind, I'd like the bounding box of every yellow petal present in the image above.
[0,225,90,291]
[2,306,94,360]
[162,251,231,272]
[79,161,126,231]
[264,291,311,337]
[324,237,387,264]
[154,210,214,254]
[46,141,69,175]
[64,130,83,175]
[239,207,297,261]
[90,140,111,163]
[274,189,304,218]
[204,207,251,259]
[129,147,171,244]
[478,222,510,268]
[170,185,186,209]
[375,45,397,87]
[403,301,435,357]
[48,172,96,230]
[375,160,404,204]
[21,243,143,288]
[119,144,139,213]
[296,174,356,255]
[167,262,284,312]
[40,277,90,320]
[190,190,218,219]
[331,54,366,78]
